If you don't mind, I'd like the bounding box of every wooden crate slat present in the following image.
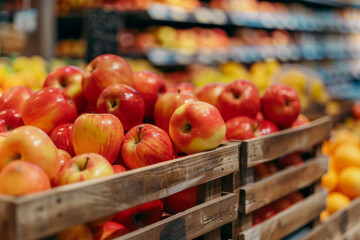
[239,116,332,167]
[239,156,328,214]
[337,222,360,240]
[240,189,327,240]
[303,196,360,240]
[3,143,239,240]
[116,193,238,240]
[0,196,15,240]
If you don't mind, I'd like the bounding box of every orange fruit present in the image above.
[327,192,350,214]
[320,210,330,222]
[321,169,338,192]
[338,167,360,199]
[328,130,360,154]
[322,140,330,155]
[333,143,360,171]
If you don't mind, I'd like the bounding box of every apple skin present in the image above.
[113,199,164,232]
[225,116,258,140]
[169,101,226,154]
[165,186,198,214]
[271,197,293,212]
[291,114,310,128]
[154,92,198,134]
[43,66,87,113]
[261,84,301,129]
[0,108,24,132]
[264,162,279,175]
[176,82,195,94]
[121,124,173,169]
[195,82,226,109]
[288,191,304,204]
[0,126,60,179]
[218,80,260,121]
[0,86,33,113]
[112,164,127,174]
[256,111,264,122]
[133,71,166,119]
[22,87,77,134]
[277,153,304,169]
[352,102,360,120]
[82,54,133,106]
[255,119,279,137]
[72,113,124,164]
[0,160,51,196]
[58,224,94,240]
[96,84,145,131]
[56,153,114,186]
[50,123,75,156]
[93,221,129,240]
[253,205,276,226]
[254,164,270,181]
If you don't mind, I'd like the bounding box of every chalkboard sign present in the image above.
[86,9,124,62]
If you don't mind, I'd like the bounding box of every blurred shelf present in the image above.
[299,0,360,8]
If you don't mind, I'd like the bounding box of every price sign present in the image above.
[14,9,37,33]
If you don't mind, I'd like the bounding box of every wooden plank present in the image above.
[240,189,327,240]
[337,222,360,240]
[303,196,360,240]
[239,156,328,214]
[203,179,222,240]
[117,193,238,240]
[0,196,15,240]
[6,143,239,240]
[239,116,332,167]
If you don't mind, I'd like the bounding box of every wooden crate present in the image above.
[0,142,240,240]
[303,196,360,240]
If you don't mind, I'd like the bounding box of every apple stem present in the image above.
[177,89,181,93]
[231,87,240,99]
[138,126,143,141]
[82,157,90,171]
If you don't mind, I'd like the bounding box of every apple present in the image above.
[256,111,264,122]
[112,164,127,174]
[352,101,360,120]
[0,108,24,132]
[165,186,198,214]
[176,82,194,94]
[288,191,304,204]
[82,54,134,106]
[113,199,164,231]
[50,123,75,156]
[0,86,33,113]
[0,160,51,196]
[93,221,129,240]
[255,119,279,137]
[225,116,258,140]
[22,87,77,134]
[264,162,279,175]
[291,114,310,128]
[218,80,260,121]
[254,164,270,181]
[57,224,93,240]
[154,92,198,134]
[88,214,116,229]
[58,149,72,170]
[271,197,293,212]
[72,113,124,164]
[165,83,177,93]
[169,101,226,154]
[253,205,276,225]
[56,153,114,186]
[277,153,304,169]
[133,71,166,119]
[261,84,301,129]
[121,124,173,169]
[43,65,87,113]
[96,84,145,131]
[0,126,60,179]
[195,82,226,109]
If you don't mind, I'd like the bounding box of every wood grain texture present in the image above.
[0,143,239,240]
[239,189,327,240]
[239,156,328,214]
[0,196,15,240]
[337,222,360,240]
[117,193,238,240]
[303,195,360,240]
[239,116,332,167]
[203,179,222,240]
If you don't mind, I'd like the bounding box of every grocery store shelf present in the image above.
[300,0,360,9]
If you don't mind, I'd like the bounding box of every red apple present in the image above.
[121,124,173,169]
[114,199,164,231]
[261,84,301,129]
[112,164,127,174]
[288,191,304,204]
[43,66,87,112]
[154,92,198,134]
[254,164,270,181]
[0,86,33,113]
[164,83,177,93]
[264,162,279,175]
[291,114,310,128]
[271,197,293,212]
[225,116,258,140]
[256,111,264,122]
[0,108,24,132]
[58,149,72,170]
[58,224,93,240]
[88,214,116,230]
[56,153,114,186]
[255,119,279,137]
[277,153,304,169]
[133,71,166,119]
[93,221,129,240]
[165,186,198,214]
[176,82,194,94]
[96,84,145,131]
[169,101,226,154]
[218,80,260,121]
[82,54,134,106]
[50,123,75,156]
[195,82,226,109]
[0,126,60,179]
[72,113,124,164]
[22,87,77,134]
[352,101,360,120]
[0,160,51,196]
[253,205,276,225]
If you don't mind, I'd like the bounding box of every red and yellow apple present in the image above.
[93,221,129,240]
[0,108,24,132]
[195,82,226,109]
[291,114,310,128]
[50,123,75,156]
[0,86,33,113]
